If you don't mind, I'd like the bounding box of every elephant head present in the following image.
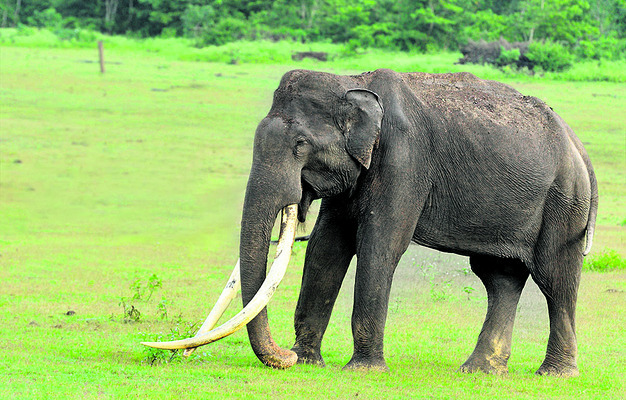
[238,71,384,368]
[142,70,384,368]
[247,71,384,223]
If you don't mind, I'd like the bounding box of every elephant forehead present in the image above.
[273,71,347,110]
[257,116,315,141]
[269,93,335,126]
[278,69,344,93]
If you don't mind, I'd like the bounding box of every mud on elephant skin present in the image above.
[146,68,597,376]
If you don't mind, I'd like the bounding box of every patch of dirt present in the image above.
[292,52,328,62]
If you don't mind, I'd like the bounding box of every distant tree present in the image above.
[411,0,466,48]
[13,0,22,26]
[5,0,625,56]
[461,9,512,41]
[136,0,189,35]
[1,2,10,27]
[1,0,24,27]
[590,0,626,38]
[27,7,63,28]
[104,0,119,32]
[514,0,597,45]
[319,0,375,43]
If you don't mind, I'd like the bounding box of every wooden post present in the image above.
[98,41,105,74]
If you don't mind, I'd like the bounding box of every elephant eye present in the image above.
[293,137,309,157]
[333,116,344,131]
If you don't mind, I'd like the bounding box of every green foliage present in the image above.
[119,298,142,322]
[26,8,63,29]
[543,59,626,82]
[497,46,521,66]
[181,4,251,47]
[584,249,626,272]
[119,274,164,322]
[576,36,626,60]
[6,0,626,60]
[462,9,510,42]
[157,297,172,320]
[53,27,98,42]
[4,27,626,82]
[526,40,574,72]
[131,273,163,301]
[512,0,597,45]
[139,322,200,365]
[462,286,475,299]
[430,279,453,301]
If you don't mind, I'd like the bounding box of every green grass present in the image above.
[584,249,626,272]
[1,40,625,399]
[1,27,625,82]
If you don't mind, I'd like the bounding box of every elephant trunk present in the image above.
[140,135,302,367]
[140,166,300,363]
[238,169,300,368]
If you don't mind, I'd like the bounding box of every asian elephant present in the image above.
[144,69,597,377]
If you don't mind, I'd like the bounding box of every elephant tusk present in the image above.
[182,259,241,357]
[141,204,298,351]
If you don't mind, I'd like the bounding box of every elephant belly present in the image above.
[412,186,544,261]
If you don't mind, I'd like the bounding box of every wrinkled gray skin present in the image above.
[239,69,598,376]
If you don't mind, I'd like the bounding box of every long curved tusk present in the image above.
[141,204,298,350]
[182,260,241,357]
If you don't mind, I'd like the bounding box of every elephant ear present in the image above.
[343,88,384,169]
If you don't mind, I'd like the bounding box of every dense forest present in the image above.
[2,0,625,59]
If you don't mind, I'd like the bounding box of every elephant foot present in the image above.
[536,362,579,377]
[291,344,325,367]
[459,355,508,375]
[343,356,389,372]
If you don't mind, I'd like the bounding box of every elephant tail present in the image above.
[583,157,598,256]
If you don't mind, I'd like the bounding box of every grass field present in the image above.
[1,42,625,399]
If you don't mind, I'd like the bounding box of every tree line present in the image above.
[2,0,625,59]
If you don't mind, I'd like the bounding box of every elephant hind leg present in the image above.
[530,244,582,377]
[460,255,529,375]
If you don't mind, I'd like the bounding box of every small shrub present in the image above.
[129,273,162,301]
[430,279,452,301]
[462,286,475,300]
[526,41,573,72]
[556,59,626,82]
[53,28,97,43]
[584,249,626,272]
[157,298,172,320]
[118,274,165,322]
[140,322,200,365]
[576,37,626,61]
[496,46,520,66]
[27,8,63,29]
[119,297,141,323]
[183,5,250,48]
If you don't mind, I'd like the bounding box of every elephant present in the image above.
[143,69,598,377]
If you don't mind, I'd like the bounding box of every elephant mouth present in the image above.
[141,205,299,354]
[298,180,317,223]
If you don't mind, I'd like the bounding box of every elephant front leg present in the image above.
[344,209,418,372]
[343,257,397,372]
[292,200,356,366]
